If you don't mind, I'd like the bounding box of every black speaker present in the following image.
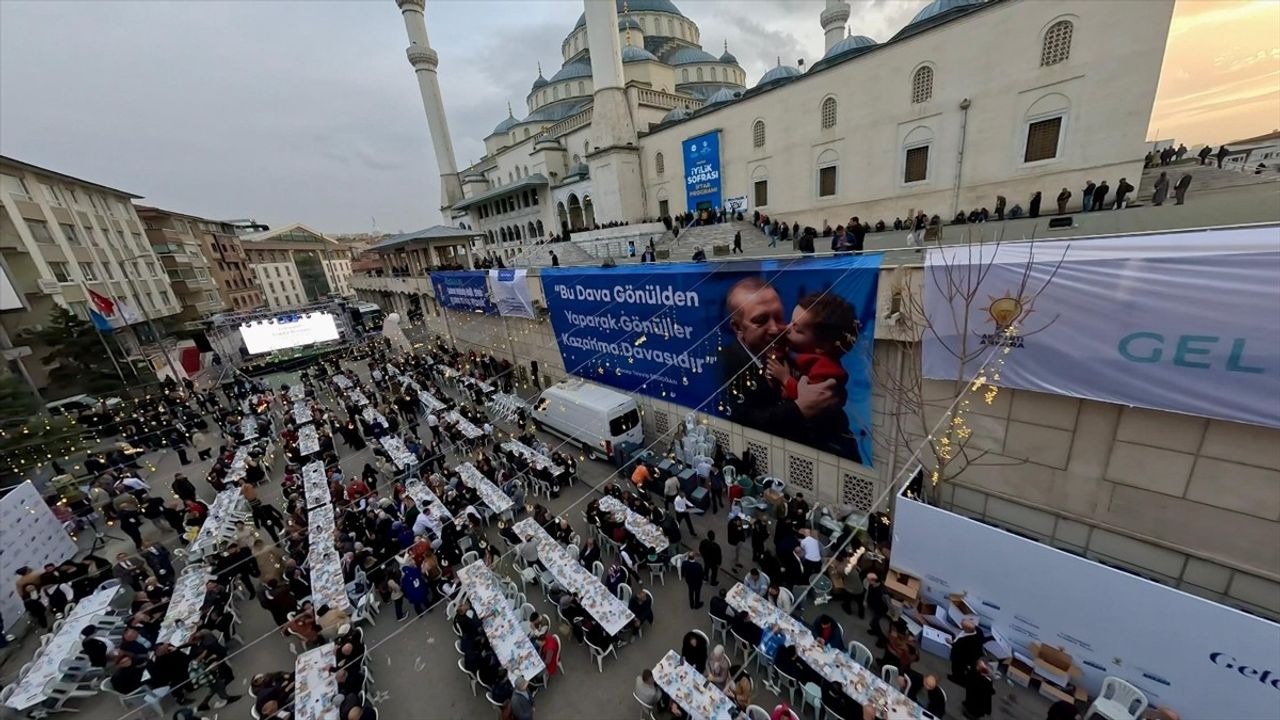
[192,331,213,353]
[1048,216,1074,229]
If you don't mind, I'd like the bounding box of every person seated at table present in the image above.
[604,562,628,597]
[628,583,653,627]
[81,624,116,667]
[551,518,573,545]
[540,630,561,677]
[334,665,364,697]
[709,588,730,622]
[775,643,818,688]
[681,630,708,673]
[340,687,374,719]
[147,642,192,704]
[316,604,352,641]
[811,614,846,652]
[758,622,787,662]
[731,610,763,646]
[117,626,153,660]
[706,643,731,686]
[634,668,664,708]
[108,654,147,694]
[575,536,600,570]
[820,678,860,720]
[726,672,754,711]
[744,568,769,596]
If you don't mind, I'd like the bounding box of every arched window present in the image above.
[577,81,585,95]
[912,66,933,104]
[816,149,839,198]
[553,85,559,100]
[523,165,530,177]
[696,67,704,82]
[523,128,530,139]
[681,69,689,83]
[655,152,665,175]
[1041,20,1073,66]
[721,68,728,82]
[584,140,591,154]
[821,97,837,129]
[667,18,674,35]
[752,120,765,148]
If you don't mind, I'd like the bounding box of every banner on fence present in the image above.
[489,269,535,319]
[542,255,881,464]
[431,271,496,315]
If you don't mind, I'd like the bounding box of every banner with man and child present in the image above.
[542,256,881,465]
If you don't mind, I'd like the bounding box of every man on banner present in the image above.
[721,276,861,462]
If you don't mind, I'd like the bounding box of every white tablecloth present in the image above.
[298,424,320,456]
[292,401,314,426]
[224,446,252,485]
[302,460,330,510]
[307,502,351,614]
[379,436,415,470]
[288,385,307,402]
[651,650,737,720]
[294,643,339,720]
[240,417,259,441]
[2,585,122,711]
[348,389,369,407]
[726,583,922,719]
[458,561,545,683]
[404,480,453,525]
[503,440,563,475]
[361,406,387,428]
[599,496,669,553]
[418,390,447,413]
[188,487,248,559]
[333,375,352,390]
[446,411,482,439]
[513,519,634,636]
[157,566,212,646]
[456,462,514,515]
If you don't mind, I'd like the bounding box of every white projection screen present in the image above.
[239,312,340,354]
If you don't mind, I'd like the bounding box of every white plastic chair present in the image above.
[848,641,874,670]
[881,664,899,686]
[633,692,658,720]
[745,705,771,720]
[592,560,605,581]
[585,637,617,672]
[617,583,633,604]
[1085,677,1149,720]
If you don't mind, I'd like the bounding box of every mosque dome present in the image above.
[618,17,643,31]
[719,50,738,64]
[622,45,658,63]
[491,112,520,135]
[567,162,590,177]
[707,88,739,105]
[824,34,876,58]
[908,0,981,26]
[668,47,718,65]
[662,106,692,123]
[531,65,549,89]
[575,0,684,30]
[756,61,801,87]
[549,60,593,82]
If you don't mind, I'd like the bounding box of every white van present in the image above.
[531,379,643,460]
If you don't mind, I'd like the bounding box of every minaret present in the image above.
[821,0,851,53]
[396,0,462,210]
[583,0,645,223]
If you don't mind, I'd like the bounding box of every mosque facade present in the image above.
[397,0,1175,257]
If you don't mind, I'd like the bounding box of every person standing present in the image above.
[1197,145,1212,165]
[1028,191,1042,218]
[963,660,996,719]
[1175,143,1188,162]
[1055,188,1072,214]
[1114,177,1134,209]
[172,474,197,504]
[1151,172,1170,206]
[994,195,1006,221]
[674,491,698,534]
[549,251,559,267]
[849,217,866,253]
[699,531,723,587]
[1081,181,1095,213]
[168,431,190,466]
[866,572,889,645]
[1174,173,1193,205]
[727,515,746,570]
[681,550,705,610]
[947,619,987,685]
[663,473,680,509]
[1216,144,1230,168]
[1092,180,1109,211]
[732,230,743,254]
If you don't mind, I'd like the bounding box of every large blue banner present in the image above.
[543,256,882,465]
[683,130,722,212]
[431,271,495,314]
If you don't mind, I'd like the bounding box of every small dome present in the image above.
[575,0,684,29]
[622,45,658,63]
[824,34,876,58]
[568,162,589,177]
[707,88,739,104]
[662,106,692,123]
[549,61,592,82]
[531,63,549,89]
[462,172,487,183]
[668,47,718,65]
[719,50,738,64]
[908,0,980,25]
[491,112,520,135]
[756,61,801,87]
[618,16,643,31]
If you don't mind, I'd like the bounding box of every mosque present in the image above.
[395,0,1175,258]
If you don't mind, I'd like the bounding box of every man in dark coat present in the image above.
[698,531,723,587]
[963,660,996,718]
[681,551,704,610]
[947,619,988,685]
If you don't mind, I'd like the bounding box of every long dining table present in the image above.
[404,479,453,525]
[156,565,213,646]
[302,460,330,510]
[187,487,249,560]
[292,400,314,426]
[2,584,124,713]
[298,423,320,456]
[457,561,546,683]
[288,384,307,402]
[598,496,669,553]
[651,650,737,720]
[418,390,447,413]
[445,410,482,440]
[502,440,563,475]
[513,518,634,636]
[307,502,351,614]
[725,583,923,719]
[456,462,514,515]
[379,436,415,470]
[293,643,339,720]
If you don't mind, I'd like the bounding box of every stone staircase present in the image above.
[654,220,770,261]
[1136,161,1280,201]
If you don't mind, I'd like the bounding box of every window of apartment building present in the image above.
[1,173,31,200]
[28,220,55,244]
[131,232,143,248]
[274,266,282,278]
[144,291,154,309]
[68,301,89,320]
[48,262,72,283]
[102,262,115,280]
[59,223,81,245]
[41,184,65,206]
[78,262,97,281]
[268,281,276,294]
[163,289,174,305]
[217,261,226,273]
[146,261,158,278]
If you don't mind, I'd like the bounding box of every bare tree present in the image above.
[874,226,1066,504]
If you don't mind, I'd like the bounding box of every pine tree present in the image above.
[0,373,38,426]
[36,306,125,394]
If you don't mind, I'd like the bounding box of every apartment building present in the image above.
[239,224,354,309]
[136,206,228,322]
[0,156,181,388]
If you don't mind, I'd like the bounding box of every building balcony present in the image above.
[350,274,431,295]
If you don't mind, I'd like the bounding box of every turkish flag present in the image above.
[87,288,115,316]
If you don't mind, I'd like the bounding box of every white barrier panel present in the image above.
[0,482,78,629]
[891,495,1280,719]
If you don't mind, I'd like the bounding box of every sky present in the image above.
[1,0,1277,234]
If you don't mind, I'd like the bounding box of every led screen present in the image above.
[239,312,339,354]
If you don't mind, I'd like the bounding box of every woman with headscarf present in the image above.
[706,644,730,686]
[361,462,380,491]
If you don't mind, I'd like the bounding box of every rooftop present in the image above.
[0,154,142,199]
[369,225,485,252]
